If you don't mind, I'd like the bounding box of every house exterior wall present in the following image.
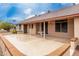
[16,25,19,31]
[27,24,36,35]
[48,19,74,38]
[31,24,36,35]
[21,24,24,32]
[74,17,79,38]
[16,24,21,32]
[23,19,74,38]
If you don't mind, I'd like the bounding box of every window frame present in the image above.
[55,19,68,33]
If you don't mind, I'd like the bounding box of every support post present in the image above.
[70,38,78,56]
[43,21,45,39]
[30,24,31,35]
[30,24,31,39]
[21,24,24,33]
[40,22,42,36]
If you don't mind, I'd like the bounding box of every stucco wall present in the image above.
[74,17,79,38]
[48,19,74,38]
[16,24,21,31]
[27,24,36,35]
[25,19,74,38]
[16,25,19,31]
[21,24,24,32]
[31,24,36,35]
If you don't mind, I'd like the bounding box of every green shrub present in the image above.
[11,30,17,34]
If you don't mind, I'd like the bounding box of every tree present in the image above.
[0,21,16,31]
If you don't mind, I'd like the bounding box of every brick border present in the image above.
[0,34,25,56]
[47,43,70,56]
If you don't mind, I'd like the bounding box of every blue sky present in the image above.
[0,3,74,24]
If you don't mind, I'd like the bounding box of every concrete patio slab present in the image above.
[3,34,69,56]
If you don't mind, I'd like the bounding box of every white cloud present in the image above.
[60,3,73,6]
[39,11,46,15]
[24,8,32,15]
[60,3,68,5]
[11,17,19,19]
[9,17,23,21]
[74,3,79,5]
[26,15,35,19]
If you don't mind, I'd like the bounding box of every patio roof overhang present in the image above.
[21,4,79,24]
[22,13,79,24]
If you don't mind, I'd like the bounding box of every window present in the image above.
[19,24,21,29]
[32,24,33,29]
[55,20,68,32]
